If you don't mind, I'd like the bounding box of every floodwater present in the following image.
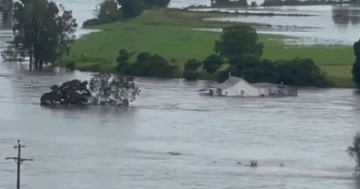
[201,5,360,45]
[0,0,359,189]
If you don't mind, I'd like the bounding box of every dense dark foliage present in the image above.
[215,25,263,59]
[84,0,171,26]
[352,39,360,88]
[129,53,177,78]
[183,59,202,80]
[115,50,177,78]
[40,73,140,106]
[120,0,146,19]
[218,57,327,87]
[40,80,91,106]
[203,54,224,74]
[83,0,121,27]
[116,49,134,74]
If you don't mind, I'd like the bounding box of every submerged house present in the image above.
[200,76,298,97]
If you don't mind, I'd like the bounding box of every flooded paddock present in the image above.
[0,0,359,189]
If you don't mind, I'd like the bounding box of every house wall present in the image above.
[222,80,261,97]
[259,87,270,96]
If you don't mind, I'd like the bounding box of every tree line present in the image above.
[83,0,171,27]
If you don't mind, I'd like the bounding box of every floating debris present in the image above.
[167,152,181,156]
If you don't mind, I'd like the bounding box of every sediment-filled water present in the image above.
[0,1,359,189]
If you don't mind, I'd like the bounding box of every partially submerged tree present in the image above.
[89,73,141,106]
[40,80,91,106]
[0,0,13,27]
[40,73,141,107]
[348,132,360,173]
[2,0,77,70]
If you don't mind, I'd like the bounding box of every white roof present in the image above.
[210,76,245,90]
[209,77,287,90]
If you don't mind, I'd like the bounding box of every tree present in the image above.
[183,59,202,80]
[3,0,77,70]
[352,39,360,88]
[0,0,13,27]
[184,59,202,71]
[158,0,171,7]
[40,73,141,107]
[278,58,327,86]
[89,73,141,106]
[203,54,224,74]
[348,132,360,173]
[116,49,135,74]
[40,80,91,106]
[129,52,177,78]
[117,0,145,19]
[97,0,121,23]
[215,25,263,58]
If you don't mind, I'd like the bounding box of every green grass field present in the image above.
[65,9,355,87]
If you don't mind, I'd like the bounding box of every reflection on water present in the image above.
[332,6,360,26]
[0,1,359,189]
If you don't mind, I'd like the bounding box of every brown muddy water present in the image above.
[0,0,360,189]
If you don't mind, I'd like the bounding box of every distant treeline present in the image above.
[209,0,352,7]
[262,0,351,6]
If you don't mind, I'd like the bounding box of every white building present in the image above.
[200,76,297,97]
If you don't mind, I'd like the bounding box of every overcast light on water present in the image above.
[0,1,359,189]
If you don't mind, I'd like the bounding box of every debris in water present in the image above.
[167,152,181,156]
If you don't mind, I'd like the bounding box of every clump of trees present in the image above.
[352,39,360,88]
[83,0,171,27]
[115,50,178,78]
[200,25,328,87]
[1,0,77,70]
[0,0,13,27]
[40,73,140,106]
[348,133,360,173]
